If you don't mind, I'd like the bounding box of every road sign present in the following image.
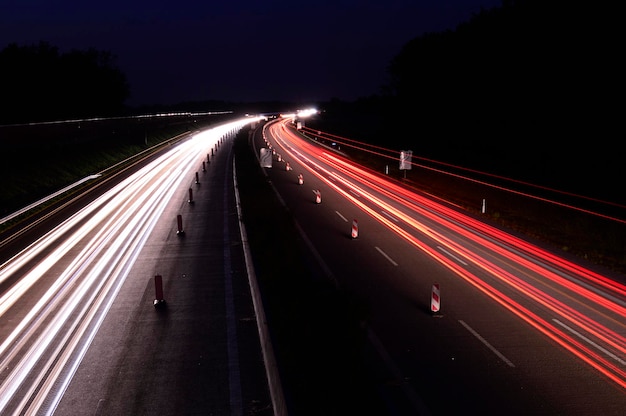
[260,148,272,168]
[400,150,413,170]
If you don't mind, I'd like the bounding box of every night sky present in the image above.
[1,1,500,106]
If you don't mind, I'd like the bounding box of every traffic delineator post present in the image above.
[154,274,165,307]
[431,283,441,313]
[298,174,304,185]
[195,172,200,184]
[188,188,194,204]
[351,219,358,239]
[176,214,185,235]
[277,154,282,162]
[313,189,321,204]
[202,161,206,172]
[285,162,291,171]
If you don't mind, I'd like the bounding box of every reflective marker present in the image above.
[351,219,358,239]
[431,284,441,313]
[313,190,321,204]
[154,275,165,307]
[177,214,184,235]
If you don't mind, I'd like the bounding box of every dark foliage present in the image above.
[386,0,622,165]
[312,0,623,202]
[0,42,130,124]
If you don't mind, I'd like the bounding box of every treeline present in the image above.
[386,0,621,148]
[0,42,129,124]
[313,0,623,195]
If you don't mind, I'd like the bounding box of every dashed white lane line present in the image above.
[375,246,398,266]
[380,210,399,222]
[553,319,626,365]
[437,246,468,266]
[459,320,515,368]
[335,211,348,222]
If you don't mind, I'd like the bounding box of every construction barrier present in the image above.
[431,283,441,313]
[313,190,321,204]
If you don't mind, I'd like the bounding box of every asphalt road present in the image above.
[2,116,625,416]
[251,118,626,415]
[1,121,272,415]
[56,127,271,415]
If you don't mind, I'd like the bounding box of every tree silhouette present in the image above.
[385,0,623,150]
[0,42,130,124]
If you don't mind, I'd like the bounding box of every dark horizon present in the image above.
[0,1,501,107]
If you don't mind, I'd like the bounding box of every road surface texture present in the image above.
[56,130,272,415]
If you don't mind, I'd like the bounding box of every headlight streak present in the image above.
[267,121,626,390]
[0,118,257,414]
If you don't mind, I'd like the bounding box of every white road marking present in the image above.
[375,246,398,266]
[552,319,626,365]
[459,320,515,367]
[437,246,468,266]
[380,210,399,222]
[335,211,348,222]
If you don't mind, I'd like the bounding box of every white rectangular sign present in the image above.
[260,148,272,168]
[400,150,412,170]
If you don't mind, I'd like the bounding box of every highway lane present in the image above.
[0,118,272,415]
[256,117,626,415]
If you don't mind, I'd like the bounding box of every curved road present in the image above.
[256,117,626,415]
[0,119,272,415]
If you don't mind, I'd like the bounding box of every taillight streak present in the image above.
[268,121,626,389]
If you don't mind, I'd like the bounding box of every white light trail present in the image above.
[0,117,259,414]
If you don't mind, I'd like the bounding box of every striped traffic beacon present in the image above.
[351,219,358,239]
[431,283,441,313]
[313,190,321,204]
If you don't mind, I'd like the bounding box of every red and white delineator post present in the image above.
[351,219,358,239]
[313,189,321,204]
[154,274,165,307]
[285,162,291,171]
[431,283,441,313]
[297,174,304,185]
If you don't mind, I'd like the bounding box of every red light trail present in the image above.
[268,119,626,390]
